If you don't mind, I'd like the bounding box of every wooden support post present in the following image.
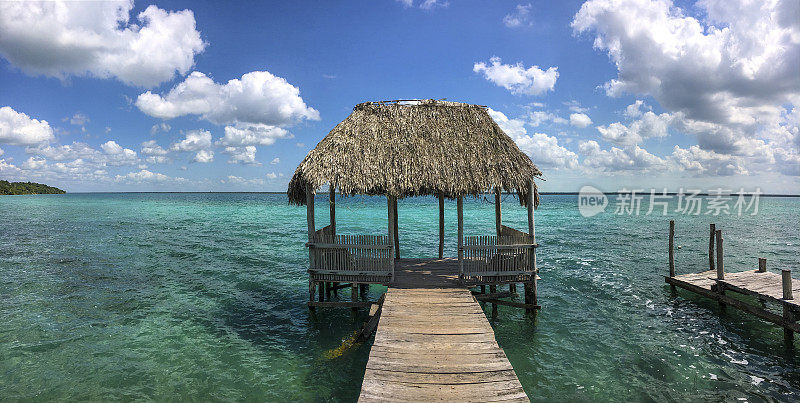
[351,283,359,311]
[480,285,486,294]
[438,194,444,259]
[495,188,502,237]
[333,282,339,295]
[783,270,793,300]
[306,184,315,308]
[392,197,400,259]
[360,283,368,299]
[716,230,724,280]
[526,180,538,311]
[709,223,715,270]
[325,282,331,299]
[388,196,395,267]
[318,282,324,302]
[490,284,498,317]
[783,269,794,343]
[510,284,516,293]
[457,196,464,279]
[758,258,767,273]
[668,220,675,278]
[329,185,336,238]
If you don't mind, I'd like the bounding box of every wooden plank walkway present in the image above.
[666,269,800,333]
[359,259,529,402]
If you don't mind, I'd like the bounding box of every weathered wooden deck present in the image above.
[359,259,529,402]
[666,269,800,333]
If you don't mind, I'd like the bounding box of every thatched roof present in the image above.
[288,99,542,206]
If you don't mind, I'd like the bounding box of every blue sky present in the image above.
[0,0,798,193]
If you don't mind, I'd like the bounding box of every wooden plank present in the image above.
[359,283,528,402]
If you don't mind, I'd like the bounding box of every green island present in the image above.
[0,180,66,195]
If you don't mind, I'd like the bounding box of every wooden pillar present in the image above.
[351,283,359,311]
[457,196,464,278]
[438,194,444,259]
[783,269,794,343]
[495,188,502,237]
[709,223,715,271]
[490,284,497,317]
[329,185,336,238]
[758,258,767,273]
[388,196,396,264]
[668,220,675,277]
[306,184,316,306]
[318,282,324,302]
[360,283,368,298]
[524,180,538,310]
[393,197,400,259]
[715,230,724,280]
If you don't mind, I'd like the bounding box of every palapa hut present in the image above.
[289,99,542,310]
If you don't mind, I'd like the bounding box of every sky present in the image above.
[0,0,798,193]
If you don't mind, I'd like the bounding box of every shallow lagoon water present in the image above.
[1,193,798,401]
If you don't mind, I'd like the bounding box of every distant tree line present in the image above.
[0,180,65,195]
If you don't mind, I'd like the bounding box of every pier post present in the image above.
[490,284,498,317]
[495,188,502,237]
[783,269,794,343]
[758,258,767,273]
[709,223,715,271]
[668,220,675,277]
[393,197,400,259]
[330,185,336,237]
[388,195,396,273]
[669,220,676,292]
[438,194,444,259]
[457,196,464,279]
[525,180,538,311]
[352,283,359,311]
[715,230,724,280]
[306,183,316,308]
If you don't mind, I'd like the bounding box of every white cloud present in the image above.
[150,123,171,135]
[22,156,46,170]
[0,106,55,145]
[396,0,448,9]
[564,100,589,113]
[140,140,170,164]
[193,149,213,163]
[569,113,592,128]
[529,111,567,127]
[597,110,672,146]
[217,123,292,146]
[69,113,89,126]
[135,71,320,126]
[473,56,558,96]
[579,140,666,172]
[488,108,579,170]
[26,140,138,168]
[572,0,800,175]
[670,145,749,176]
[503,4,532,28]
[115,169,182,183]
[270,157,280,165]
[222,175,265,186]
[265,172,279,180]
[170,130,212,152]
[223,145,259,165]
[0,1,205,87]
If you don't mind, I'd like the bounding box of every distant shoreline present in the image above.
[58,191,800,197]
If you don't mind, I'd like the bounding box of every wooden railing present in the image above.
[307,233,394,284]
[460,234,537,284]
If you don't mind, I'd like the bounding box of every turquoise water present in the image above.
[1,193,798,401]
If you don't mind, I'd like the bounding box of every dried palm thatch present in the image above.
[288,99,542,206]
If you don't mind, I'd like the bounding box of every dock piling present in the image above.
[715,230,724,280]
[669,220,675,278]
[709,223,715,270]
[758,258,767,273]
[783,269,794,343]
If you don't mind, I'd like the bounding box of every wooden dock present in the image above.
[665,222,799,341]
[359,259,529,402]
